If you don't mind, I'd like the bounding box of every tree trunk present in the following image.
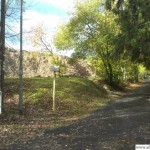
[108,63,113,85]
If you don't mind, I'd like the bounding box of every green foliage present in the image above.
[86,57,104,77]
[105,0,150,69]
[50,54,67,75]
[54,0,149,84]
[138,64,146,79]
[54,25,75,50]
[54,0,121,85]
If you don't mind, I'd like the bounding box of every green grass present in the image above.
[4,77,109,116]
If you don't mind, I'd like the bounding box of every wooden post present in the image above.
[50,65,59,111]
[52,71,56,111]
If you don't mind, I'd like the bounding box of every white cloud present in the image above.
[9,10,65,51]
[8,10,63,50]
[23,10,64,32]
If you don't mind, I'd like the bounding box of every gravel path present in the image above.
[2,80,150,150]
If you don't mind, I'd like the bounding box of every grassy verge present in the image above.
[4,77,109,115]
[0,77,123,148]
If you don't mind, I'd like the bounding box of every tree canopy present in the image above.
[54,0,149,84]
[55,0,119,84]
[105,0,150,69]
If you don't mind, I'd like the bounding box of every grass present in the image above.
[0,77,116,148]
[4,77,109,115]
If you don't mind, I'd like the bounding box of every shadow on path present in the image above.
[3,80,150,150]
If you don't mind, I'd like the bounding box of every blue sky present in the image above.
[24,0,75,23]
[31,2,68,17]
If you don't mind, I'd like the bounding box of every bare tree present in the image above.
[5,0,36,46]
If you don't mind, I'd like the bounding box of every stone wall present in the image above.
[5,49,94,77]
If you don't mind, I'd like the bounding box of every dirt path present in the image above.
[2,80,150,150]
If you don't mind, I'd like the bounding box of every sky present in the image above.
[11,0,76,56]
[24,0,75,30]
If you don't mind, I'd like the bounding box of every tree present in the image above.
[105,0,150,69]
[5,0,35,45]
[5,0,20,40]
[32,25,67,75]
[54,0,121,85]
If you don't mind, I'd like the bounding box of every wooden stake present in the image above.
[52,72,56,111]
